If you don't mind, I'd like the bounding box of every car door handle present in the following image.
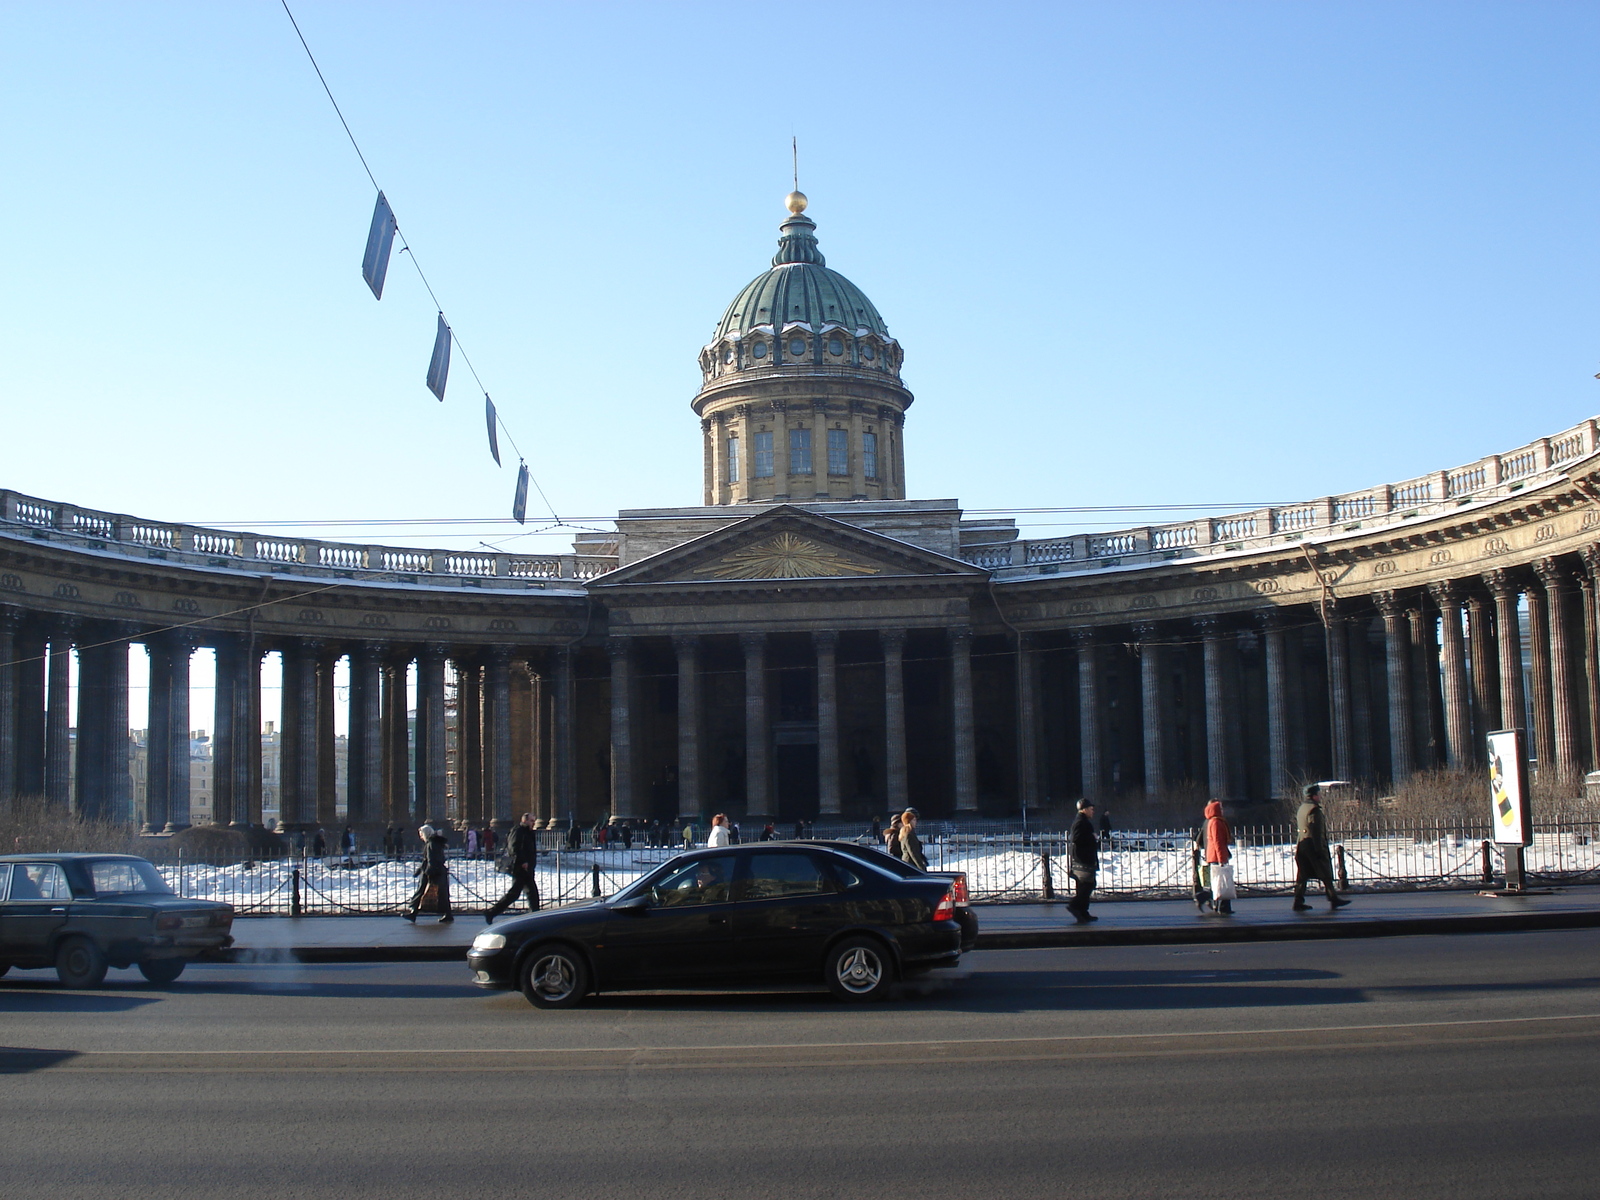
[49,906,67,913]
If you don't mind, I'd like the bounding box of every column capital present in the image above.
[1582,541,1600,577]
[1428,580,1464,609]
[350,639,387,662]
[947,626,973,646]
[1252,607,1285,631]
[50,614,81,639]
[1133,622,1161,642]
[879,628,906,652]
[487,644,513,667]
[672,634,700,656]
[1374,589,1407,618]
[0,603,21,634]
[420,642,449,663]
[1194,615,1225,637]
[1533,556,1570,590]
[1069,627,1097,647]
[297,636,325,657]
[607,637,633,662]
[1482,567,1523,600]
[812,630,838,653]
[739,631,766,655]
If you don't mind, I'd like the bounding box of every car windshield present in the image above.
[85,859,173,896]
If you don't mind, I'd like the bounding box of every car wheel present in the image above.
[825,936,894,1002]
[138,959,186,985]
[55,937,109,989]
[519,945,590,1009]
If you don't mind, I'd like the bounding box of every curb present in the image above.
[972,908,1600,950]
[214,908,1600,964]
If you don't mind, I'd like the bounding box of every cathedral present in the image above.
[2,195,1599,833]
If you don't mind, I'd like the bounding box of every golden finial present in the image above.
[785,190,808,214]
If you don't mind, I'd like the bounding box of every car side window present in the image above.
[0,865,11,901]
[12,864,69,901]
[737,853,838,902]
[652,857,735,907]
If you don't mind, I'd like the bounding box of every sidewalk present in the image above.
[220,885,1600,963]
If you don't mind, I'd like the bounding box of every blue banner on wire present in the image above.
[512,462,529,524]
[426,314,451,401]
[361,191,397,300]
[485,395,501,465]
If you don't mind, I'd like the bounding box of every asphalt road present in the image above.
[3,930,1599,1199]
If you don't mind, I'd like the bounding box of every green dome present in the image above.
[712,211,891,342]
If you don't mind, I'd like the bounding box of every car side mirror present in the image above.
[612,895,651,915]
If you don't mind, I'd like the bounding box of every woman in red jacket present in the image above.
[1204,800,1235,916]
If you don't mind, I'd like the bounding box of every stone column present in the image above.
[951,627,979,813]
[165,632,196,831]
[1072,630,1102,800]
[810,400,830,499]
[813,632,841,816]
[880,629,907,812]
[1348,617,1375,782]
[1485,570,1527,734]
[0,607,18,807]
[1137,624,1166,799]
[1375,592,1414,785]
[316,648,339,827]
[1257,611,1292,800]
[848,402,868,499]
[553,645,576,824]
[1325,607,1354,781]
[1466,591,1500,749]
[382,654,411,825]
[15,621,47,799]
[72,638,104,821]
[1523,574,1556,772]
[457,659,483,826]
[211,637,237,827]
[1536,558,1581,779]
[242,643,264,826]
[44,619,75,808]
[1410,605,1442,771]
[104,631,130,825]
[415,645,447,823]
[674,636,702,819]
[486,647,513,825]
[1579,555,1600,770]
[1197,617,1233,801]
[1013,632,1038,815]
[1429,583,1474,770]
[145,638,172,833]
[280,638,318,831]
[607,639,634,820]
[347,643,383,827]
[742,632,772,818]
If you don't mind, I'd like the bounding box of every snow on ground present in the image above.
[161,832,1600,914]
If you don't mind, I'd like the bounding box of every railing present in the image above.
[154,820,1600,912]
[970,417,1600,577]
[1024,538,1074,565]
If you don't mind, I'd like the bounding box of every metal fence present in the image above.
[155,820,1600,915]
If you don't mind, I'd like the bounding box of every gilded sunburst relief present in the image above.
[692,532,882,580]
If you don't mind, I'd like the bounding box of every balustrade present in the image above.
[1088,533,1137,557]
[1272,507,1317,533]
[1447,466,1486,497]
[964,544,1014,569]
[1151,525,1197,550]
[1211,515,1256,542]
[1391,478,1433,506]
[1023,538,1074,564]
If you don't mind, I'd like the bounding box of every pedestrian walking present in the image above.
[622,822,634,850]
[1293,784,1350,911]
[884,813,903,858]
[897,808,928,870]
[481,825,497,863]
[680,820,696,848]
[760,823,776,842]
[707,813,732,848]
[792,820,804,841]
[1203,800,1235,916]
[1096,806,1112,849]
[466,827,479,859]
[731,822,742,844]
[403,824,454,924]
[485,812,541,923]
[1067,799,1099,924]
[870,815,882,844]
[341,825,356,869]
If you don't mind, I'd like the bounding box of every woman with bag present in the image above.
[1203,800,1236,916]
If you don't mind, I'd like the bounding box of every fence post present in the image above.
[1040,851,1054,900]
[291,867,302,917]
[1335,844,1348,891]
[591,863,601,897]
[1481,840,1495,888]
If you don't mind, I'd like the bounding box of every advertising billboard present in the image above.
[1486,729,1532,847]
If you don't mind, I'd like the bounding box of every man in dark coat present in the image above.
[485,812,541,923]
[1067,799,1100,924]
[403,825,453,924]
[1293,784,1350,911]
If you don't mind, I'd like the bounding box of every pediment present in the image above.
[590,507,985,588]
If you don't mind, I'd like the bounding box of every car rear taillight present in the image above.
[934,889,956,921]
[950,874,969,905]
[156,915,182,931]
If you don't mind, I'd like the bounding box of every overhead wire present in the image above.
[279,0,561,526]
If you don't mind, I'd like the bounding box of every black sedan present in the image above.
[469,843,961,1007]
[0,854,234,987]
[813,840,979,952]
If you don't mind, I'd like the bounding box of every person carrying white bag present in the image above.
[1203,800,1236,916]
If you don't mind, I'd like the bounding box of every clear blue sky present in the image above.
[3,1,1596,552]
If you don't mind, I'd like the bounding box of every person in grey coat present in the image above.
[1067,799,1099,923]
[897,809,927,871]
[1293,784,1350,911]
[403,825,454,924]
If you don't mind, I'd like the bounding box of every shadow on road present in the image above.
[0,987,161,1013]
[0,1047,80,1074]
